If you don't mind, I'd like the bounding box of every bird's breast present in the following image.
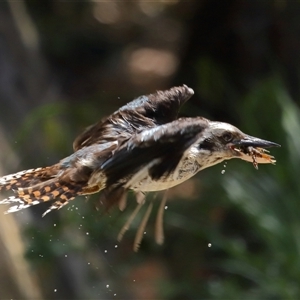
[131,153,202,192]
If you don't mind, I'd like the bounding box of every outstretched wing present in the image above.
[73,85,194,151]
[117,84,194,124]
[101,117,209,188]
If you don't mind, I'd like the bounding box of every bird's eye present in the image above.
[222,132,233,142]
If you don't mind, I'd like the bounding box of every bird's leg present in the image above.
[133,201,153,252]
[133,191,170,251]
[155,190,168,245]
[117,193,146,242]
[118,191,127,211]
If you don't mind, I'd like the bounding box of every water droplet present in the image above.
[221,170,226,175]
[164,206,168,210]
[54,224,56,227]
[86,232,89,235]
[106,284,109,288]
[54,289,57,292]
[65,254,68,258]
[115,245,118,248]
[104,250,107,253]
[208,243,212,247]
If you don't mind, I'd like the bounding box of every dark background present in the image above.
[0,1,297,299]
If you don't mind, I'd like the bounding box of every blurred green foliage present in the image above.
[21,75,292,299]
[3,0,300,299]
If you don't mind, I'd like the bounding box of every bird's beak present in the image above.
[230,135,280,167]
[233,135,281,149]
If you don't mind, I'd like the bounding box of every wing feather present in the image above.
[101,117,208,187]
[73,85,194,151]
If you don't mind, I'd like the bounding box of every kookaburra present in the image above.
[0,85,280,248]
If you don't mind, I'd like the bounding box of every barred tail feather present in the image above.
[0,166,58,192]
[1,196,44,214]
[1,192,76,216]
[41,198,75,217]
[0,168,83,215]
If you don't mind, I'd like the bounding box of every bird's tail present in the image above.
[0,166,83,216]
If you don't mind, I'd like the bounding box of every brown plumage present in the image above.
[0,85,194,217]
[0,84,280,251]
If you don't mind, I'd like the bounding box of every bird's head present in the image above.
[195,121,280,169]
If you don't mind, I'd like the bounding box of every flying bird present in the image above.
[0,85,280,249]
[0,85,194,216]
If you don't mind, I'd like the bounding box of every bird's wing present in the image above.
[73,85,194,151]
[117,84,194,124]
[73,111,154,151]
[101,117,209,187]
